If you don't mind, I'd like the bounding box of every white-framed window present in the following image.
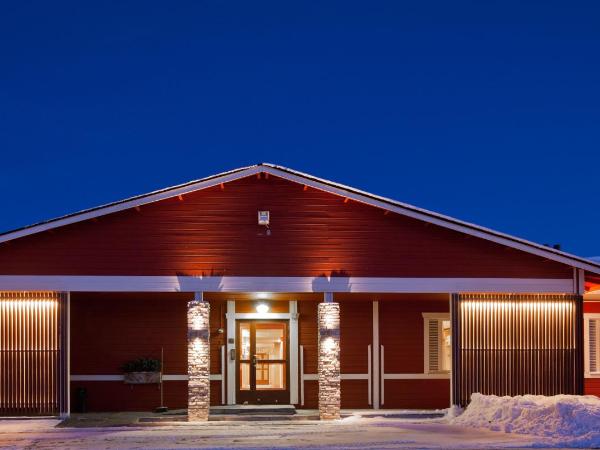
[585,314,600,377]
[422,313,451,374]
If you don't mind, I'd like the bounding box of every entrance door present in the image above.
[236,320,289,404]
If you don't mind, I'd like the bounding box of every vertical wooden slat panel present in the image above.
[452,294,582,407]
[0,292,65,416]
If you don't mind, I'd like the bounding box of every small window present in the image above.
[586,316,600,375]
[423,313,451,373]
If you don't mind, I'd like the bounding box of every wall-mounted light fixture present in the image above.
[258,211,271,236]
[256,303,270,314]
[258,211,270,225]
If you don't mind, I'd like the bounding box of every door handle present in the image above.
[252,356,257,366]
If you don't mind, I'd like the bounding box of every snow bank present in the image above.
[450,393,600,447]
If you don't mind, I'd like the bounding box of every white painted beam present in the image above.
[0,275,576,294]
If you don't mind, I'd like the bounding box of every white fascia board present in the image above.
[0,165,262,244]
[0,275,575,293]
[260,165,600,274]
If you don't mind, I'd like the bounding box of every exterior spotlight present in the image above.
[256,303,269,314]
[256,292,269,300]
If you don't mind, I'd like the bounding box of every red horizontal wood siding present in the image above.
[298,300,319,376]
[380,298,448,374]
[380,297,450,408]
[340,300,372,374]
[383,379,450,409]
[303,380,318,409]
[71,293,189,375]
[70,380,187,412]
[341,380,369,408]
[69,380,222,412]
[0,175,570,278]
[70,293,225,411]
[71,293,225,376]
[585,379,600,398]
[584,302,600,314]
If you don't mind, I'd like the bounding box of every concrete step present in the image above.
[210,405,297,416]
[139,413,320,423]
[138,405,306,423]
[209,413,318,421]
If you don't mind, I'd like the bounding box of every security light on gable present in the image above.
[258,211,270,226]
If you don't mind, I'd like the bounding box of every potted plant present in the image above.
[121,357,161,384]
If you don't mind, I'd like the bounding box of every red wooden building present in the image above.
[1,163,600,419]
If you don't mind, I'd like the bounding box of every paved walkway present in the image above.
[0,415,554,449]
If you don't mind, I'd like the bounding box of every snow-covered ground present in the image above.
[0,415,570,449]
[450,393,600,448]
[1,396,599,450]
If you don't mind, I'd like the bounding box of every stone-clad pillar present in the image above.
[187,295,210,421]
[318,298,341,420]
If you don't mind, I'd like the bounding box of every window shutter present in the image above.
[590,319,599,374]
[428,319,440,372]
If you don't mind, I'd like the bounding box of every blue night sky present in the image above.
[1,1,599,257]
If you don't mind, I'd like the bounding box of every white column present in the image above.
[188,293,210,421]
[289,300,299,405]
[318,293,340,420]
[61,292,71,418]
[372,300,379,409]
[448,293,453,408]
[226,300,236,405]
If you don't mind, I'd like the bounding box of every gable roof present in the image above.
[2,162,599,274]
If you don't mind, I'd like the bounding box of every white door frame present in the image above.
[225,300,299,405]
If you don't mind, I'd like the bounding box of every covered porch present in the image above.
[0,274,585,420]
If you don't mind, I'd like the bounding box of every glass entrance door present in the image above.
[236,321,289,404]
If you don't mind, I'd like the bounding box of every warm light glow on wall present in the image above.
[461,301,573,311]
[192,316,203,331]
[322,336,336,352]
[256,303,270,314]
[459,298,577,350]
[0,291,65,416]
[0,300,57,308]
[454,294,581,405]
[193,338,203,352]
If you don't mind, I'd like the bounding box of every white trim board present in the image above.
[224,300,299,405]
[233,313,290,320]
[298,373,448,381]
[1,163,598,274]
[301,374,368,381]
[383,373,450,380]
[70,374,222,381]
[584,313,600,379]
[0,276,575,294]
